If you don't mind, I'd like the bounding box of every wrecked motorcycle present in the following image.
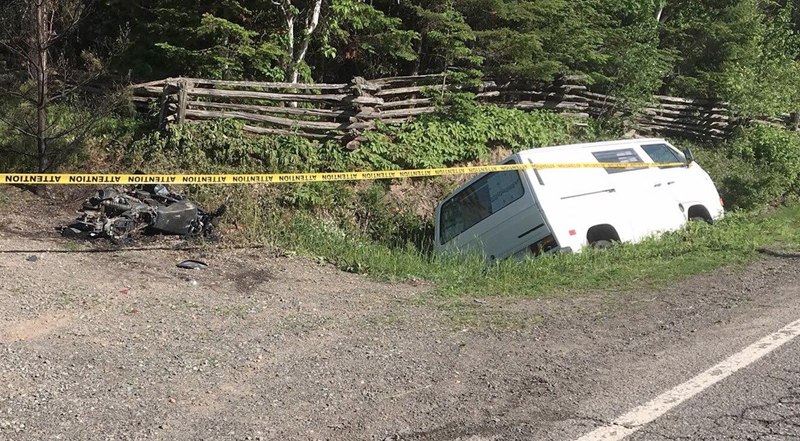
[63,185,226,241]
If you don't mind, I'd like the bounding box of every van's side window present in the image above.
[440,168,524,244]
[592,149,645,174]
[642,143,684,168]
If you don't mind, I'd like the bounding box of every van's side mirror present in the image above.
[683,147,695,165]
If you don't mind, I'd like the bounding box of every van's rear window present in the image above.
[440,169,524,244]
[593,149,645,174]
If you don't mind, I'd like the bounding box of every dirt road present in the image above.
[1,187,800,441]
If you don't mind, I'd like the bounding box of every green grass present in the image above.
[267,204,800,298]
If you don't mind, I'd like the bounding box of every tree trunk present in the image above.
[35,0,49,172]
[290,0,322,84]
[284,0,322,106]
[656,1,667,22]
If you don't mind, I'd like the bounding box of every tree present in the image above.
[0,0,90,173]
[409,0,482,81]
[317,0,418,79]
[154,11,284,80]
[453,0,615,82]
[659,0,762,99]
[716,1,800,116]
[275,0,325,83]
[660,0,800,116]
[591,0,669,108]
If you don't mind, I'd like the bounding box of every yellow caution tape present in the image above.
[0,162,686,185]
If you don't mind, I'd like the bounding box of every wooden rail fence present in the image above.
[131,74,799,146]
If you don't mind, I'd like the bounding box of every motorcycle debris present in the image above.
[177,260,209,270]
[62,184,226,242]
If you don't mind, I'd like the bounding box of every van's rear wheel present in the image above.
[591,240,612,249]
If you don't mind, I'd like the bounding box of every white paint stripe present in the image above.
[575,317,800,441]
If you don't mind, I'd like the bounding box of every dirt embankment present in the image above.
[2,186,800,441]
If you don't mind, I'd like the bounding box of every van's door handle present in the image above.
[653,183,662,187]
[667,181,675,185]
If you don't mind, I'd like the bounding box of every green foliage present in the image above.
[691,125,800,210]
[728,125,800,205]
[69,0,800,122]
[263,201,800,297]
[154,12,284,80]
[127,120,350,174]
[124,101,573,181]
[660,0,800,115]
[592,0,670,108]
[354,183,435,251]
[0,96,127,173]
[362,100,573,169]
[125,103,573,178]
[326,0,419,78]
[716,2,800,116]
[464,0,601,81]
[412,2,482,83]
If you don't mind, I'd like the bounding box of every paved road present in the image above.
[565,278,800,441]
[629,337,800,441]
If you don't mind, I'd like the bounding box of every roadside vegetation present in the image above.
[2,92,800,297]
[94,104,800,297]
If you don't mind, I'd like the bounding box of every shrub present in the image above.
[697,125,800,209]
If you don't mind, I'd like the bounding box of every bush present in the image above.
[354,183,435,252]
[362,100,574,169]
[696,125,800,209]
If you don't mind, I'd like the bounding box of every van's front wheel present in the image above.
[591,240,613,250]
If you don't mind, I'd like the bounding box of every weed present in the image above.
[61,240,81,252]
[58,293,75,308]
[692,126,800,209]
[215,304,250,319]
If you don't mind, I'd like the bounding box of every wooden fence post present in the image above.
[344,77,382,149]
[157,80,178,129]
[176,79,191,125]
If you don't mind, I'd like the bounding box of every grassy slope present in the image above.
[275,204,800,298]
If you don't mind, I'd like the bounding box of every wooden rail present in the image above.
[131,74,799,145]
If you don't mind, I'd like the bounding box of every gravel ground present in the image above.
[1,186,800,441]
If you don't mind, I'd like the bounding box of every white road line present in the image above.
[575,317,800,441]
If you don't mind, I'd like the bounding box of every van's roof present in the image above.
[437,138,674,208]
[516,138,667,157]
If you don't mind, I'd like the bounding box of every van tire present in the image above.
[591,240,612,249]
[690,216,712,224]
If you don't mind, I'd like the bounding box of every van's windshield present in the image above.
[439,169,524,244]
[642,143,685,168]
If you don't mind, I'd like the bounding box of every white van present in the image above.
[434,138,724,262]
